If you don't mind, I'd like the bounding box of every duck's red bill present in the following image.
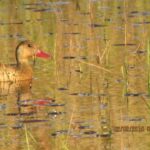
[36,50,50,59]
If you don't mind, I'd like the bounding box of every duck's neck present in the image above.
[16,59,30,67]
[16,53,32,70]
[17,61,33,78]
[16,47,31,67]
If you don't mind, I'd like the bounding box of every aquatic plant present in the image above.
[147,40,150,94]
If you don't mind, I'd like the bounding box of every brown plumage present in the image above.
[0,41,50,82]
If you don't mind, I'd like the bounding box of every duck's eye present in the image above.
[28,44,32,47]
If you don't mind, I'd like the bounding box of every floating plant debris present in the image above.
[36,18,43,21]
[50,103,65,107]
[135,50,146,54]
[12,126,22,129]
[128,117,145,122]
[12,124,23,129]
[0,22,23,25]
[24,2,43,6]
[100,103,108,109]
[113,43,136,46]
[70,92,106,97]
[64,32,80,35]
[19,104,32,107]
[24,1,70,6]
[130,11,139,14]
[84,130,97,135]
[134,21,150,25]
[128,65,135,69]
[47,32,54,35]
[60,19,69,22]
[51,130,68,137]
[33,8,53,12]
[90,24,106,28]
[83,130,99,137]
[48,111,66,116]
[100,132,111,137]
[63,56,76,59]
[131,11,150,16]
[63,55,87,60]
[58,87,68,91]
[76,93,91,96]
[51,133,57,136]
[79,56,87,60]
[21,119,48,123]
[75,69,83,73]
[52,1,70,5]
[70,93,78,96]
[0,124,7,128]
[79,125,90,129]
[125,93,142,97]
[6,112,35,116]
[123,116,145,122]
[101,118,108,124]
[80,12,90,15]
[115,79,124,83]
[105,18,111,22]
[0,104,6,110]
[25,7,36,10]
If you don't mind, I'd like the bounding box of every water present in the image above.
[0,0,150,150]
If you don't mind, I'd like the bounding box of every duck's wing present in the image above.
[0,64,18,81]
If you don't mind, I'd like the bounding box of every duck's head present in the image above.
[16,40,50,65]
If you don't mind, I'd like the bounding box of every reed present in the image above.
[27,130,38,144]
[24,125,30,150]
[147,40,150,94]
[65,103,75,145]
[58,136,70,150]
[121,63,128,95]
[77,59,111,73]
[24,125,38,150]
[123,0,127,45]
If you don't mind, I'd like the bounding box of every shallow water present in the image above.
[0,0,150,150]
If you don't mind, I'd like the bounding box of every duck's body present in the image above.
[0,63,33,81]
[0,41,50,82]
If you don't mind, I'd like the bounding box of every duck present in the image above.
[0,40,50,82]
